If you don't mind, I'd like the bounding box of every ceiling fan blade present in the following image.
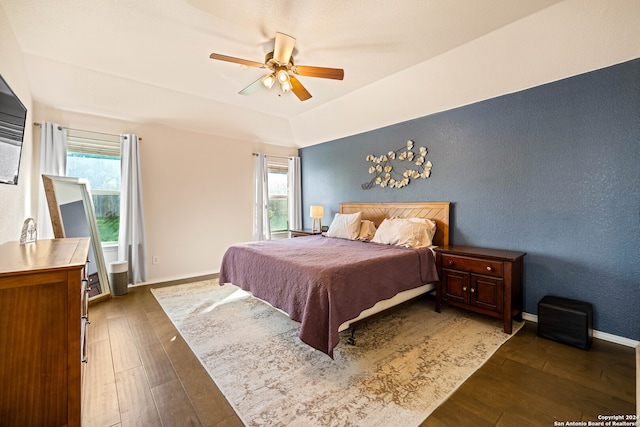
[239,76,264,96]
[273,32,296,65]
[209,53,265,69]
[293,65,344,80]
[289,76,312,101]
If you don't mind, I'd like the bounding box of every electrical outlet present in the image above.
[152,256,159,264]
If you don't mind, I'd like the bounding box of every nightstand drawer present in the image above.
[441,254,503,277]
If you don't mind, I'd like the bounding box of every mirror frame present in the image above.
[42,174,111,300]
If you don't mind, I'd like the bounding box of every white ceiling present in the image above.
[2,0,638,147]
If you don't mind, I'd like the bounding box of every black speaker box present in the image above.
[537,295,593,350]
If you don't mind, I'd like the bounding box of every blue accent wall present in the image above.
[300,58,640,341]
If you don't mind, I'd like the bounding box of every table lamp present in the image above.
[310,205,324,232]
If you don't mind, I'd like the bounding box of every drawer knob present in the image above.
[448,260,454,266]
[471,288,475,293]
[486,266,492,271]
[462,286,467,292]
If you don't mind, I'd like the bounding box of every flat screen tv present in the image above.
[0,74,27,185]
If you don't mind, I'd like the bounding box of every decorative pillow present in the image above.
[372,217,437,248]
[357,220,377,240]
[325,212,363,240]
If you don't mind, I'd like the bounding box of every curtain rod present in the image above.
[252,153,294,160]
[33,122,142,140]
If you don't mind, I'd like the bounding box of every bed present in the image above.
[219,202,450,357]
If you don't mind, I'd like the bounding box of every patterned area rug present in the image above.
[151,280,523,427]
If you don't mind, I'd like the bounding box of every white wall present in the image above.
[33,105,297,283]
[0,5,34,244]
[3,0,297,281]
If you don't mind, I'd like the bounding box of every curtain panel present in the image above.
[118,134,148,284]
[288,156,302,230]
[37,122,67,239]
[253,153,271,241]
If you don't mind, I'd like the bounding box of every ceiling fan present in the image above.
[209,32,344,101]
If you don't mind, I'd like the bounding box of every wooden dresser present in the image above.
[0,238,90,427]
[434,245,526,334]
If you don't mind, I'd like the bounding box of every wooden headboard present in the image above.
[340,202,451,246]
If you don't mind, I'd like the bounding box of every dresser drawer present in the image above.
[441,254,503,277]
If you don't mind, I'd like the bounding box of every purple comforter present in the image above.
[218,235,439,357]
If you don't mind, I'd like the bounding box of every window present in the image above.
[66,131,121,243]
[267,162,289,235]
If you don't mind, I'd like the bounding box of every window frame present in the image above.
[65,130,121,245]
[267,160,289,236]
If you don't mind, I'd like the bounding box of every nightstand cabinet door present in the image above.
[441,269,504,312]
[441,269,470,305]
[472,274,503,313]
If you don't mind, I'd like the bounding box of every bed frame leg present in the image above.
[347,326,356,346]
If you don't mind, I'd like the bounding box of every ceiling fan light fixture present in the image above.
[262,73,275,89]
[280,80,292,93]
[277,69,289,83]
[209,31,344,102]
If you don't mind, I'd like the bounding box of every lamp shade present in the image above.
[310,205,324,218]
[277,69,289,83]
[261,73,275,89]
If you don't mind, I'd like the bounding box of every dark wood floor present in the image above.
[83,279,636,427]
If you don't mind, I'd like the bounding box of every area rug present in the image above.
[151,280,523,427]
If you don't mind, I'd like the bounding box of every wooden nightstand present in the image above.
[288,229,323,238]
[434,245,526,334]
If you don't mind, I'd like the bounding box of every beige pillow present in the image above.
[372,217,437,248]
[357,220,377,240]
[405,217,437,244]
[325,212,363,240]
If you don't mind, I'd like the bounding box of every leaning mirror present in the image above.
[42,174,111,300]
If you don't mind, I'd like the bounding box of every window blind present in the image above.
[66,130,120,157]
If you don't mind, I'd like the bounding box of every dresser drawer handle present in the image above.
[462,286,467,292]
[470,288,475,293]
[486,266,492,271]
[448,260,454,266]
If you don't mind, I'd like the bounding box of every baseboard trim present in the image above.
[131,271,219,287]
[523,312,639,348]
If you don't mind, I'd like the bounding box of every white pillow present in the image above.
[357,220,377,240]
[405,217,437,244]
[372,217,437,248]
[325,212,363,240]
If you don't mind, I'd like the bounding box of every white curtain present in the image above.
[253,153,271,241]
[118,134,147,284]
[287,156,302,230]
[38,122,67,239]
